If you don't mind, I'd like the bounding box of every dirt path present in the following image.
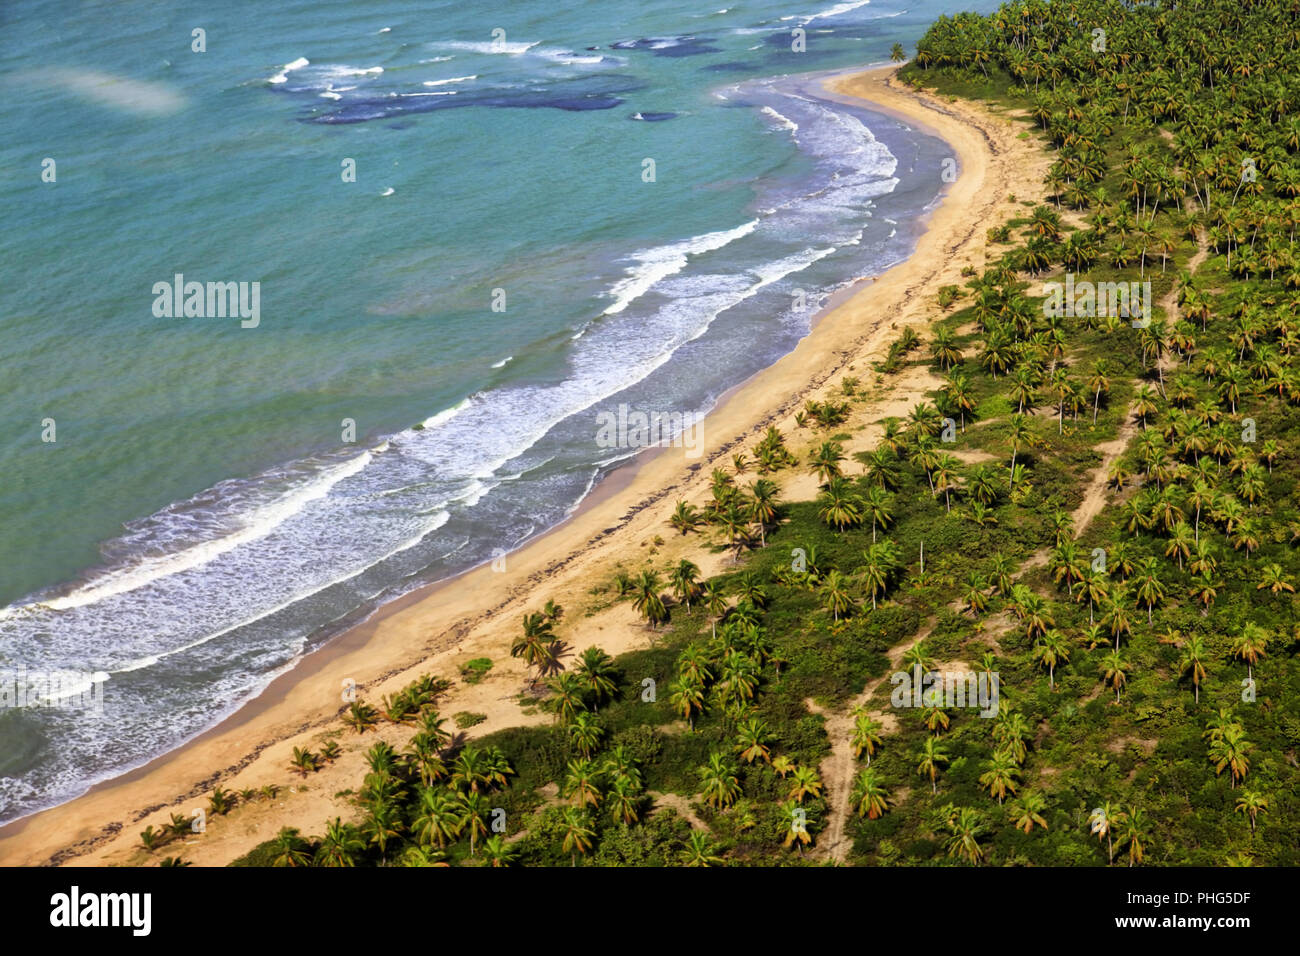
[814,618,934,862]
[651,791,706,830]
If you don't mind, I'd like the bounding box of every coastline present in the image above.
[0,63,1050,866]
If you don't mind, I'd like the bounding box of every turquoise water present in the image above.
[0,0,996,822]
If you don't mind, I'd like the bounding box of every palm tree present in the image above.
[820,569,856,622]
[860,541,899,610]
[992,710,1031,765]
[681,830,724,867]
[817,477,864,531]
[563,758,604,808]
[850,710,884,765]
[932,453,960,511]
[1235,790,1268,834]
[1179,634,1209,703]
[851,768,893,819]
[1007,792,1049,834]
[546,672,587,725]
[1118,805,1149,867]
[363,802,404,861]
[559,807,595,866]
[413,788,463,849]
[979,751,1021,804]
[290,746,318,778]
[698,752,742,809]
[668,677,706,731]
[809,441,845,485]
[1006,414,1036,487]
[916,737,950,794]
[343,701,379,734]
[747,479,780,547]
[1256,564,1295,595]
[862,486,895,543]
[569,711,605,758]
[480,834,518,867]
[1088,360,1112,423]
[735,717,773,765]
[1033,630,1071,690]
[670,500,702,535]
[1089,803,1118,865]
[441,747,484,793]
[632,570,669,629]
[701,581,728,638]
[458,791,492,856]
[1230,624,1269,679]
[670,559,701,610]
[607,774,642,825]
[314,818,365,867]
[787,765,824,804]
[1208,724,1252,787]
[962,572,990,617]
[575,647,618,707]
[945,807,986,864]
[269,827,313,867]
[1099,649,1128,702]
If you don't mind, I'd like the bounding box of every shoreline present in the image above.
[0,63,1049,866]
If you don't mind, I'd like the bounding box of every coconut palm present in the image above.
[480,834,518,867]
[698,752,743,809]
[1118,805,1149,867]
[808,441,845,486]
[559,807,595,867]
[944,807,986,865]
[1230,624,1269,679]
[735,717,773,765]
[1179,634,1209,703]
[979,751,1021,804]
[314,818,365,867]
[669,677,706,731]
[916,737,950,794]
[787,765,824,804]
[670,559,702,610]
[569,711,605,758]
[632,570,669,629]
[1099,649,1129,702]
[546,673,588,725]
[851,768,893,819]
[1235,790,1268,834]
[1208,724,1252,787]
[818,477,864,531]
[1033,630,1071,690]
[1007,791,1049,834]
[1089,803,1118,865]
[269,827,313,867]
[411,788,462,849]
[820,569,856,622]
[681,830,724,867]
[700,581,728,638]
[862,486,895,543]
[562,758,604,809]
[851,710,884,765]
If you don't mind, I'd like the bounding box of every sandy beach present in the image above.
[0,63,1050,867]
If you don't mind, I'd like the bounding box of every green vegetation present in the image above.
[221,0,1297,867]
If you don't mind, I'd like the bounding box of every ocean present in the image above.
[0,0,998,824]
